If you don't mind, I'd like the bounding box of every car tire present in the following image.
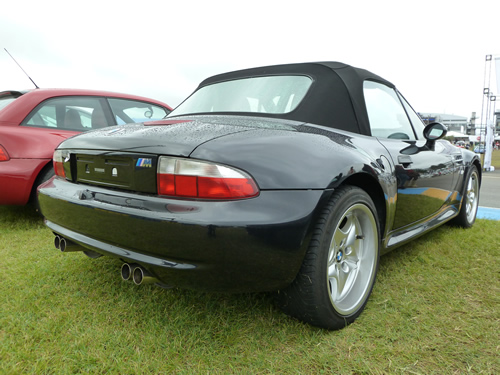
[450,165,480,228]
[31,165,55,213]
[276,185,380,330]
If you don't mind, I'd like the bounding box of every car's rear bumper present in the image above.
[0,158,49,205]
[38,177,328,292]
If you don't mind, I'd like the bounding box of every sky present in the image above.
[1,0,499,121]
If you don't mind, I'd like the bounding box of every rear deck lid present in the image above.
[58,117,256,156]
[57,115,300,192]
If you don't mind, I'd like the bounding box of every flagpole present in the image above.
[481,54,499,172]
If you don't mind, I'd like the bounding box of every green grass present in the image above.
[1,206,499,374]
[489,148,500,168]
[480,148,500,169]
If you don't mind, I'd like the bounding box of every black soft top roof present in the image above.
[198,62,395,135]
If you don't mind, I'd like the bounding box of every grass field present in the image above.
[1,204,499,374]
[487,148,500,168]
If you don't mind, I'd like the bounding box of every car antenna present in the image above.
[4,48,40,89]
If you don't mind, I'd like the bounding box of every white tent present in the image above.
[446,131,468,138]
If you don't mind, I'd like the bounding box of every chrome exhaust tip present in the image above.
[59,237,67,252]
[120,263,135,281]
[132,266,158,285]
[54,235,61,250]
[53,234,86,253]
[61,238,84,252]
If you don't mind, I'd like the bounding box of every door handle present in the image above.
[398,155,413,168]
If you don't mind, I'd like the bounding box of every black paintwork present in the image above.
[38,62,481,292]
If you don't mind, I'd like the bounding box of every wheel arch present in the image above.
[460,149,482,187]
[456,157,482,207]
[341,172,387,236]
[472,158,482,187]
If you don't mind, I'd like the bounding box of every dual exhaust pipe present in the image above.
[53,234,159,287]
[54,234,84,252]
[53,234,101,258]
[121,263,159,286]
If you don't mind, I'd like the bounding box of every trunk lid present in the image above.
[59,117,262,156]
[57,116,299,193]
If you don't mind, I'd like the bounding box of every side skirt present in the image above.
[381,204,459,254]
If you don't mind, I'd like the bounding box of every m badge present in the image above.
[136,158,152,168]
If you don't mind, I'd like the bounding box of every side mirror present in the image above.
[423,122,447,150]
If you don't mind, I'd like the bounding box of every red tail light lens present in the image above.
[157,157,259,200]
[53,150,68,178]
[0,145,9,161]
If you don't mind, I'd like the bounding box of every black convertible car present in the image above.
[38,62,481,330]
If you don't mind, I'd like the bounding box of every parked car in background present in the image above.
[38,62,481,330]
[474,144,485,154]
[0,88,171,206]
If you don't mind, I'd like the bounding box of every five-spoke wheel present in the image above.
[276,185,380,330]
[327,203,378,316]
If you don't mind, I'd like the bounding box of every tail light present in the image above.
[157,157,259,200]
[53,150,69,178]
[0,145,9,161]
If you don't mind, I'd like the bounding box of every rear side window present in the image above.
[363,81,417,140]
[22,97,110,131]
[108,99,169,125]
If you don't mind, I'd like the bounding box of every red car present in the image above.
[0,88,172,206]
